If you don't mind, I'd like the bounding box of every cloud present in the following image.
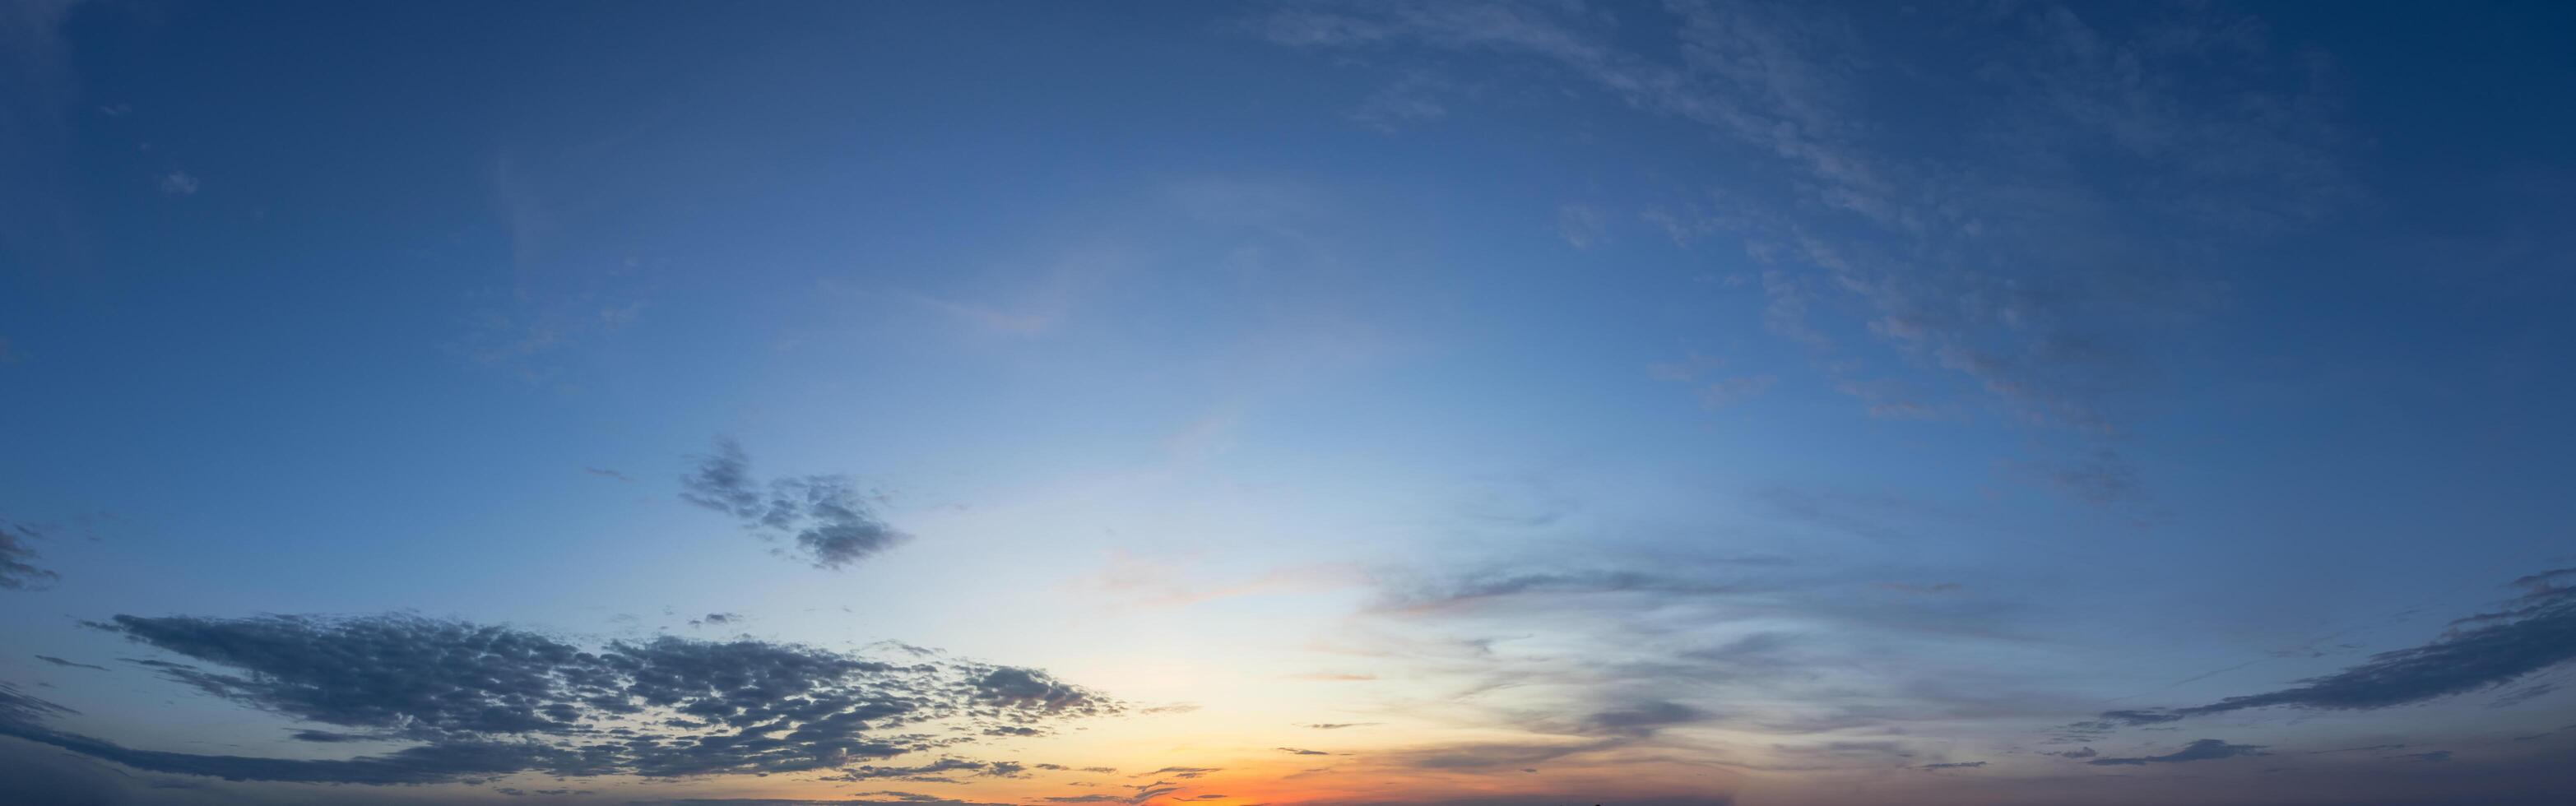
[0,613,1116,785]
[1916,761,1985,770]
[1257,1,2352,500]
[2091,569,2576,725]
[1133,766,1218,779]
[828,757,1029,783]
[1557,203,1608,248]
[585,466,635,482]
[689,612,743,628]
[1302,722,1378,730]
[157,170,199,195]
[1585,700,1709,738]
[2086,739,2267,766]
[33,655,106,671]
[682,438,909,568]
[0,518,61,591]
[1276,747,1330,756]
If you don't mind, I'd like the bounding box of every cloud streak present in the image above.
[2086,739,2267,766]
[2091,568,2576,726]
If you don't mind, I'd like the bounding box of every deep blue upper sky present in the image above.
[3,2,2574,805]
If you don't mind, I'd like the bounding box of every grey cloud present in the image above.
[1916,761,1985,770]
[1276,747,1329,756]
[682,438,908,569]
[0,613,1116,785]
[2092,569,2576,726]
[2087,739,2267,766]
[1302,722,1379,730]
[1,518,62,591]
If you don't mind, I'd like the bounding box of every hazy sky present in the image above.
[4,2,2574,805]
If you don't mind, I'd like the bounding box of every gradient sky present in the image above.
[5,2,2575,805]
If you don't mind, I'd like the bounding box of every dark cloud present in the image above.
[2087,739,2267,766]
[1916,761,1985,769]
[34,655,107,671]
[682,438,908,569]
[0,613,1114,785]
[288,729,374,743]
[690,612,743,628]
[1276,747,1329,756]
[1,518,62,591]
[2091,569,2576,726]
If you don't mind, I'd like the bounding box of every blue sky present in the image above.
[3,2,2574,805]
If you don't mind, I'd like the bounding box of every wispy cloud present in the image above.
[0,518,60,591]
[1258,0,2352,503]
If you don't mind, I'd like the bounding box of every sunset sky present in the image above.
[4,2,2574,805]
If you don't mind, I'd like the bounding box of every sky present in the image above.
[2,1,2574,804]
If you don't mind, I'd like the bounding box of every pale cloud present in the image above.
[157,170,199,195]
[1556,202,1608,248]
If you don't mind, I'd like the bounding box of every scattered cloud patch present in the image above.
[0,613,1116,785]
[682,438,908,568]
